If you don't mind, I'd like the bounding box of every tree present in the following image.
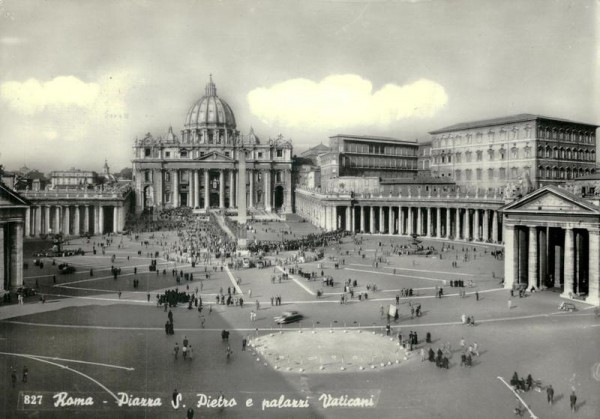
[118,167,133,180]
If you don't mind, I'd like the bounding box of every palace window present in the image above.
[180,151,188,158]
[499,148,505,160]
[455,152,461,163]
[499,168,506,179]
[144,148,151,157]
[488,148,495,159]
[524,146,531,158]
[488,168,494,179]
[258,152,263,158]
[465,151,472,162]
[511,167,518,178]
[455,170,461,181]
[165,151,171,158]
[144,170,151,182]
[277,149,283,157]
[511,146,518,159]
[165,172,170,182]
[465,169,472,181]
[476,168,482,180]
[476,150,483,161]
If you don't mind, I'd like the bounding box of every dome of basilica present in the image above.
[184,76,236,129]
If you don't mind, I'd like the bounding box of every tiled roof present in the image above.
[430,114,598,134]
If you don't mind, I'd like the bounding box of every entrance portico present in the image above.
[501,185,600,306]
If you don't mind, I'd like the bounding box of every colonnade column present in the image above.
[84,206,90,235]
[562,227,575,298]
[35,207,42,236]
[204,170,210,210]
[446,208,451,238]
[219,170,225,209]
[455,208,461,240]
[73,206,80,236]
[113,207,118,233]
[426,207,432,237]
[94,206,99,235]
[369,206,375,233]
[360,206,365,232]
[407,207,413,235]
[436,208,442,238]
[464,209,471,240]
[527,227,538,290]
[98,205,104,234]
[229,171,235,208]
[188,170,194,208]
[492,211,499,243]
[503,225,516,289]
[54,206,61,234]
[379,207,384,233]
[24,208,31,237]
[9,222,24,289]
[417,207,422,235]
[483,210,489,242]
[388,206,394,235]
[587,230,600,305]
[44,206,50,234]
[63,206,70,235]
[474,210,480,241]
[399,207,405,235]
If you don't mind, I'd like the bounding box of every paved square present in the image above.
[1,219,599,418]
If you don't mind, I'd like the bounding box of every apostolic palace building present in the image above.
[132,77,293,215]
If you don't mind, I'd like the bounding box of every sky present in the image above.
[0,0,598,173]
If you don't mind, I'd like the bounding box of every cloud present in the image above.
[0,76,100,114]
[247,74,448,129]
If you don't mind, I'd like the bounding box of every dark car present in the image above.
[17,286,37,297]
[274,311,303,324]
[59,264,76,274]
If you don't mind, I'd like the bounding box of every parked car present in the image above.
[59,264,76,274]
[274,311,303,324]
[16,286,37,297]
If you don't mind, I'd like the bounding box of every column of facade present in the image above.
[473,209,480,241]
[379,206,384,233]
[219,170,225,209]
[587,229,600,305]
[503,224,517,289]
[24,208,31,237]
[538,228,547,289]
[248,171,254,208]
[407,207,413,235]
[345,207,351,231]
[193,170,200,208]
[482,210,489,241]
[369,206,375,233]
[73,206,80,236]
[265,171,272,211]
[188,170,194,208]
[562,227,575,298]
[157,170,163,207]
[63,206,70,235]
[204,170,210,210]
[528,227,538,290]
[416,207,422,235]
[84,205,90,235]
[436,208,442,238]
[350,206,356,233]
[229,170,235,208]
[284,170,292,212]
[113,206,118,233]
[172,170,179,208]
[54,206,60,234]
[388,206,394,235]
[445,208,451,238]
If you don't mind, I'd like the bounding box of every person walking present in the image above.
[570,390,577,412]
[173,343,180,360]
[22,366,28,383]
[546,384,554,405]
[508,299,512,310]
[242,337,247,351]
[187,345,193,361]
[11,369,17,387]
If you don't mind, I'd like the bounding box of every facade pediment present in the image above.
[501,185,600,215]
[195,151,233,161]
[0,184,30,207]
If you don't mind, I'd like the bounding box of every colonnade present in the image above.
[25,204,125,237]
[504,224,599,303]
[295,200,502,243]
[0,221,24,290]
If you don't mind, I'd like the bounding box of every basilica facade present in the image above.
[132,77,293,214]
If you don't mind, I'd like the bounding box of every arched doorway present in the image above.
[274,185,284,210]
[143,185,154,210]
[210,192,219,208]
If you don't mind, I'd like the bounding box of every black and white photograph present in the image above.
[0,0,599,417]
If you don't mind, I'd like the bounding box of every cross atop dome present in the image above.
[205,74,217,96]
